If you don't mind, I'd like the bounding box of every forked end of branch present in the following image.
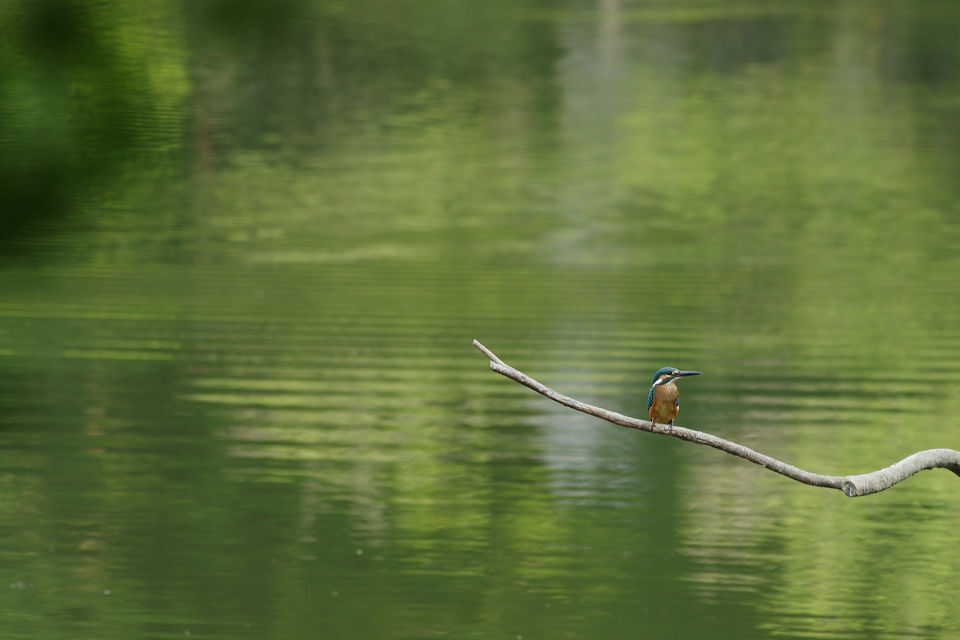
[841,450,960,497]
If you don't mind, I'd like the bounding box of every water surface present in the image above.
[2,1,960,638]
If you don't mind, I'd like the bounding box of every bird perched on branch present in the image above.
[647,367,701,428]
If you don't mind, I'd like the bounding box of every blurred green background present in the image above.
[2,0,960,638]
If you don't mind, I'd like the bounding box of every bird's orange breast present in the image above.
[648,382,680,424]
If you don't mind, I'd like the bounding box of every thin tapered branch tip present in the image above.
[472,339,504,365]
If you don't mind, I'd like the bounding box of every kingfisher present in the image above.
[647,366,702,428]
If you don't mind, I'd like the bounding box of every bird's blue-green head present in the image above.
[650,366,702,386]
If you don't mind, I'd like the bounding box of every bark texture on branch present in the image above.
[473,339,960,497]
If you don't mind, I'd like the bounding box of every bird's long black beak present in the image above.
[675,370,702,377]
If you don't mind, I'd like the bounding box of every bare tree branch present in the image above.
[473,339,960,497]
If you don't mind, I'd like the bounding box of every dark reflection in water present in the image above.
[2,1,960,639]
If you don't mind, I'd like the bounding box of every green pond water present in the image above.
[2,1,960,638]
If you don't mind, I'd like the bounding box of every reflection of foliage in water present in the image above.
[1,1,960,639]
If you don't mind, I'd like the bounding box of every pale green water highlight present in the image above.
[2,1,960,638]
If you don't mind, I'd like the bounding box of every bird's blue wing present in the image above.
[646,386,655,409]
